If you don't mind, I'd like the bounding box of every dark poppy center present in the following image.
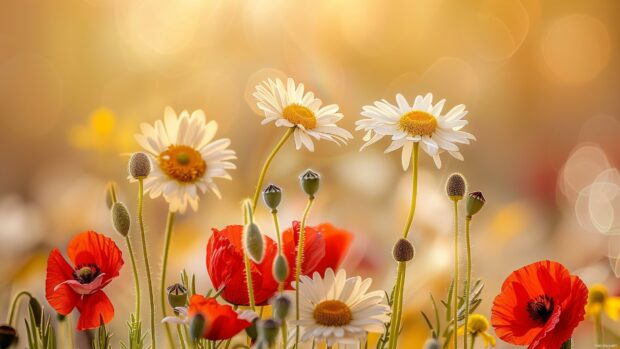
[526,294,555,324]
[73,264,101,284]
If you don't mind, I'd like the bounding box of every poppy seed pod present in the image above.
[466,191,486,218]
[29,296,43,327]
[257,319,280,346]
[189,313,206,342]
[272,254,289,283]
[300,170,320,198]
[446,173,466,200]
[263,184,282,211]
[423,338,440,349]
[243,222,265,263]
[272,294,291,321]
[111,202,131,237]
[0,325,16,349]
[129,152,151,179]
[392,238,415,262]
[167,283,188,310]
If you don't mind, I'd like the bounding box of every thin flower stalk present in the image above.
[294,196,316,348]
[161,210,177,348]
[7,290,32,327]
[452,200,459,349]
[464,216,472,349]
[138,178,157,349]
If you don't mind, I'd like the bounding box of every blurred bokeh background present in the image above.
[1,0,619,347]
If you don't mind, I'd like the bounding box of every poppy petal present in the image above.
[282,222,325,288]
[45,248,79,315]
[188,295,251,340]
[67,231,124,285]
[75,290,115,330]
[311,223,353,275]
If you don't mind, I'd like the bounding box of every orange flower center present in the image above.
[526,295,555,324]
[158,145,207,183]
[313,300,352,327]
[399,110,437,136]
[282,104,317,130]
[73,264,101,284]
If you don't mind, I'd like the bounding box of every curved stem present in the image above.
[251,128,294,213]
[464,217,473,349]
[176,324,187,349]
[125,236,141,319]
[388,263,405,349]
[137,179,157,349]
[243,253,257,311]
[469,334,476,349]
[271,210,284,292]
[294,197,315,348]
[452,199,460,349]
[402,143,419,239]
[161,210,176,348]
[7,290,32,326]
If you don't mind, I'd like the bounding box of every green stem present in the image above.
[177,324,187,349]
[251,128,294,213]
[387,143,419,349]
[464,217,472,349]
[125,236,141,319]
[7,290,32,326]
[294,197,315,349]
[452,199,460,349]
[137,179,157,349]
[67,314,75,349]
[469,334,475,349]
[561,337,572,349]
[594,312,603,345]
[161,210,177,349]
[271,209,285,293]
[243,253,257,311]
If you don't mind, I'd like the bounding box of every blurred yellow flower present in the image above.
[586,284,620,321]
[457,313,496,348]
[68,108,136,152]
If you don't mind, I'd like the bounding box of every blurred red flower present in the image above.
[206,221,352,305]
[187,294,252,340]
[45,231,124,330]
[491,260,588,349]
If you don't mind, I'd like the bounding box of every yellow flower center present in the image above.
[467,314,490,333]
[282,104,317,130]
[158,145,207,183]
[399,110,437,136]
[589,284,608,305]
[313,300,352,327]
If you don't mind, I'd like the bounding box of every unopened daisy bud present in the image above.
[257,319,280,346]
[300,169,320,198]
[262,184,282,211]
[244,222,265,263]
[129,152,151,179]
[167,283,187,310]
[111,202,131,237]
[0,325,17,349]
[466,191,485,218]
[272,294,291,321]
[189,313,206,342]
[446,173,466,200]
[28,296,43,327]
[106,182,118,209]
[272,254,289,283]
[392,238,415,262]
[423,338,440,349]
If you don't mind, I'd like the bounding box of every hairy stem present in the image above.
[161,210,177,348]
[294,197,315,348]
[137,179,157,349]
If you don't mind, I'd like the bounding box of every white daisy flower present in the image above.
[292,268,389,347]
[133,107,236,213]
[356,93,475,169]
[253,77,353,151]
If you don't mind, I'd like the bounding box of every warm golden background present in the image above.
[1,0,619,347]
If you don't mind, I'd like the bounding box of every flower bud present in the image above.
[272,255,289,283]
[167,283,188,310]
[257,319,280,346]
[189,313,206,342]
[423,338,440,349]
[300,170,320,198]
[111,202,131,237]
[28,296,43,327]
[243,222,265,263]
[0,325,16,349]
[262,184,282,211]
[106,182,118,209]
[446,173,466,200]
[245,318,259,340]
[129,152,151,179]
[392,238,415,262]
[466,191,485,218]
[272,294,291,321]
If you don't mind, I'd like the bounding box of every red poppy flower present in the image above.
[491,260,588,349]
[206,221,352,306]
[187,294,252,340]
[45,231,123,330]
